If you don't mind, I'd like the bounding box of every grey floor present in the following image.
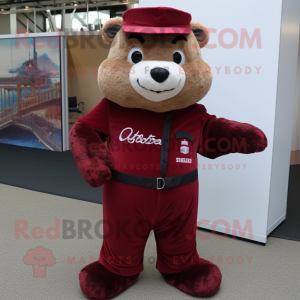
[1,183,300,300]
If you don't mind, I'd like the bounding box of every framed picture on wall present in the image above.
[0,35,63,151]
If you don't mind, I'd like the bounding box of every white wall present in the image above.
[291,41,300,151]
[140,0,300,243]
[267,0,300,234]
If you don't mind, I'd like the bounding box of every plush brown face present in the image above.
[98,18,213,113]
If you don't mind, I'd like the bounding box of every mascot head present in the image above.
[98,7,212,113]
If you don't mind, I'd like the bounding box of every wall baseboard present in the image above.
[290,150,300,165]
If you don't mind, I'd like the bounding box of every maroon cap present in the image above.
[122,7,192,35]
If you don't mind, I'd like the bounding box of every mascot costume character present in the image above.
[70,7,268,299]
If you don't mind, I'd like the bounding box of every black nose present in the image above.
[150,67,170,83]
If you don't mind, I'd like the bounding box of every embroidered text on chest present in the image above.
[176,157,192,163]
[119,127,162,145]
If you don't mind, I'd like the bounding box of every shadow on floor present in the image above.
[0,143,102,204]
[269,165,300,242]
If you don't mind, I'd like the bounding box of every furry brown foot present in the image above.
[161,259,222,297]
[79,261,139,300]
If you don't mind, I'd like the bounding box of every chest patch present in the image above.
[180,140,189,154]
[176,157,192,164]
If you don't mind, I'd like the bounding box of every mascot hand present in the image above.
[69,122,113,188]
[246,125,268,153]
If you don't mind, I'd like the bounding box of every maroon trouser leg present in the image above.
[99,180,199,276]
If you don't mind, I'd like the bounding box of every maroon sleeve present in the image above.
[77,98,110,139]
[198,108,268,159]
[69,98,113,188]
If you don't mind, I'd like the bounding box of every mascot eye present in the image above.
[173,50,186,65]
[128,47,143,64]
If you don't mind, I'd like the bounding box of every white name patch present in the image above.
[119,127,162,145]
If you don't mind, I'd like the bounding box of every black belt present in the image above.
[111,169,198,190]
[111,111,198,190]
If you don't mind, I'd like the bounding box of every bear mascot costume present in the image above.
[69,7,268,299]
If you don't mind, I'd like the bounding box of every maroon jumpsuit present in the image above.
[78,98,214,276]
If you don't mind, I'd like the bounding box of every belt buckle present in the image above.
[157,177,165,190]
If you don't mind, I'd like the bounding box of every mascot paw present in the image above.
[254,128,268,152]
[82,157,112,188]
[161,259,222,297]
[79,261,139,300]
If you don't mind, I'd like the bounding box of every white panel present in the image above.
[291,41,300,151]
[267,0,300,231]
[140,0,284,243]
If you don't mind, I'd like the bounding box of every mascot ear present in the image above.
[190,22,210,48]
[102,18,123,44]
